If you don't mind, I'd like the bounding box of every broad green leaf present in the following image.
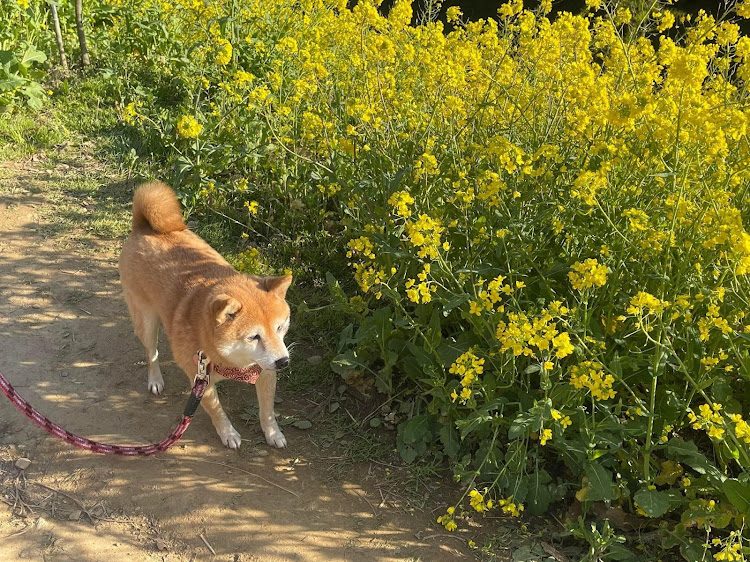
[439,423,460,458]
[633,487,671,518]
[19,46,46,69]
[666,438,724,483]
[0,76,25,92]
[456,412,492,440]
[584,463,617,502]
[331,351,365,375]
[398,444,417,464]
[401,414,430,444]
[723,479,750,515]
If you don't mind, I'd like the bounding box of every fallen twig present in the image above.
[29,482,93,521]
[356,490,378,517]
[199,533,216,555]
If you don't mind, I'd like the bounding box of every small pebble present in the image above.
[15,458,31,470]
[306,355,323,366]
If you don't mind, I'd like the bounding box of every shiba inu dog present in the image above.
[119,181,291,449]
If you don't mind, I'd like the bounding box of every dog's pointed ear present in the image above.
[212,294,242,326]
[261,275,292,299]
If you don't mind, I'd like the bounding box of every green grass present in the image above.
[0,110,68,159]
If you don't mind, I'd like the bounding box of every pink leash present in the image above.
[0,353,261,456]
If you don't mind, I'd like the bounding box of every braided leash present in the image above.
[0,353,261,456]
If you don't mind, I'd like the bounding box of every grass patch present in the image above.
[0,110,68,159]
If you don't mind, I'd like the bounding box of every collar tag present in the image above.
[194,351,210,385]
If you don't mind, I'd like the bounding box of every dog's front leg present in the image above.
[200,381,242,449]
[256,369,287,448]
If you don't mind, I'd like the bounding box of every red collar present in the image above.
[210,362,262,384]
[193,352,262,384]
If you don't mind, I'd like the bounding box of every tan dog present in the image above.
[119,182,291,449]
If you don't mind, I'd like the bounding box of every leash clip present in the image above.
[194,351,210,386]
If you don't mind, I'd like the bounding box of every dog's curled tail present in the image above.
[132,181,187,234]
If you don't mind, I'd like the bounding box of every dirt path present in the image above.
[0,154,472,561]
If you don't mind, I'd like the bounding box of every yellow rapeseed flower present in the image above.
[176,115,202,138]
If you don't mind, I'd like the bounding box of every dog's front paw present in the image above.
[218,425,242,449]
[264,425,287,448]
[148,379,164,395]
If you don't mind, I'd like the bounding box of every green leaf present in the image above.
[456,411,492,440]
[584,463,617,502]
[19,46,46,68]
[525,470,553,515]
[399,444,417,464]
[439,424,460,458]
[723,479,750,515]
[331,351,365,376]
[369,417,381,428]
[666,438,724,483]
[292,420,312,429]
[441,293,470,316]
[0,76,25,92]
[633,487,671,518]
[401,414,431,444]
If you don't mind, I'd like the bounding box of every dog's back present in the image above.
[119,183,236,319]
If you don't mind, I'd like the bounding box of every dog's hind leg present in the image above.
[125,294,164,395]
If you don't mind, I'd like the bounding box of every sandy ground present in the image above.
[0,157,472,561]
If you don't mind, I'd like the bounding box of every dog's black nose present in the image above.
[275,357,290,370]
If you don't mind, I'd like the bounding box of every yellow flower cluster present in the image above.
[413,151,439,180]
[215,38,232,65]
[539,427,552,445]
[388,190,415,218]
[469,489,494,512]
[712,534,743,561]
[122,102,138,125]
[496,308,574,359]
[470,275,512,315]
[405,214,446,260]
[405,263,435,304]
[730,414,750,444]
[551,408,572,429]
[568,258,608,291]
[698,303,734,341]
[569,361,616,400]
[352,263,388,297]
[436,507,457,531]
[497,496,524,517]
[627,292,668,316]
[176,115,202,138]
[688,403,725,440]
[244,201,259,216]
[449,349,484,403]
[346,236,375,260]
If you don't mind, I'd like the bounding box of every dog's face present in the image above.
[211,275,292,371]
